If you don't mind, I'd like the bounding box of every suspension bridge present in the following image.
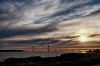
[28,45,100,53]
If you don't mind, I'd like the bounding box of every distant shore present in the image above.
[0,50,24,52]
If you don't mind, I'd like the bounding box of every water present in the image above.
[0,50,87,61]
[0,52,66,61]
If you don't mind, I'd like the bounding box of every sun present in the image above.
[79,35,88,42]
[75,28,93,42]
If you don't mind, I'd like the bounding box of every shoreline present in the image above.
[0,52,100,66]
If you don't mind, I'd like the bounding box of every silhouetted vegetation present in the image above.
[87,49,100,53]
[0,50,100,66]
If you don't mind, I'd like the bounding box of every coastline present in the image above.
[0,52,100,66]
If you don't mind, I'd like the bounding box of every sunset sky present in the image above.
[0,0,100,50]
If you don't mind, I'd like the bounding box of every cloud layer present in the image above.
[0,0,100,50]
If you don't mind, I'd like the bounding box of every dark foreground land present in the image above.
[0,52,100,66]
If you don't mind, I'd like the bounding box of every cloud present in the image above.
[0,23,57,39]
[0,0,100,49]
[0,0,99,27]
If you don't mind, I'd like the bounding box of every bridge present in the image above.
[30,45,100,52]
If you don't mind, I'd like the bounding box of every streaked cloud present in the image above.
[0,0,100,50]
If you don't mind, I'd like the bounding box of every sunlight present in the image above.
[79,35,88,42]
[75,28,93,42]
[77,29,93,36]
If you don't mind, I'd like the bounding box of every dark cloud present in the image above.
[0,23,57,39]
[51,0,99,18]
[3,38,60,45]
[87,41,100,44]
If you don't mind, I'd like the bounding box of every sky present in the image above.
[0,0,100,50]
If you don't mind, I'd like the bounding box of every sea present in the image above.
[0,50,87,61]
[0,51,67,61]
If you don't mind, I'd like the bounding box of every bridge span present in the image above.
[31,45,100,52]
